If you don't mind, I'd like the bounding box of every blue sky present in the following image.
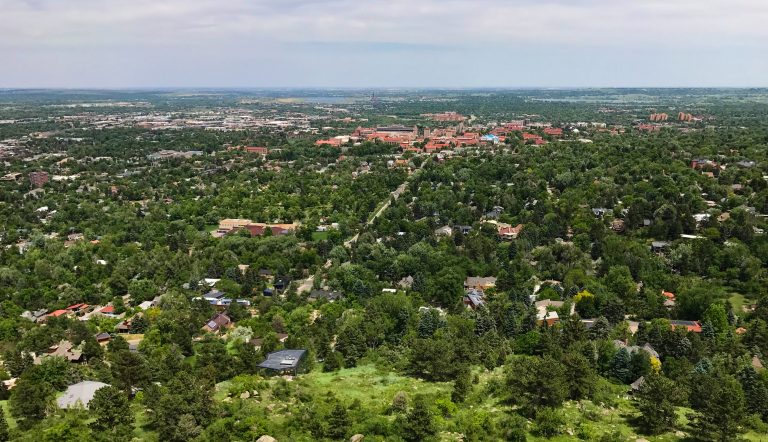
[1,0,767,88]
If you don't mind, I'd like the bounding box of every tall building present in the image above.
[29,171,49,188]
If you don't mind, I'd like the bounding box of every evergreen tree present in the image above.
[9,377,52,429]
[451,366,472,403]
[610,347,632,383]
[736,365,768,422]
[399,395,436,442]
[691,373,746,442]
[89,385,134,441]
[635,373,680,434]
[0,407,8,442]
[326,403,351,440]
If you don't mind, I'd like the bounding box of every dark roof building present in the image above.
[258,349,308,375]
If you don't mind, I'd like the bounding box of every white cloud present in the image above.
[0,0,766,86]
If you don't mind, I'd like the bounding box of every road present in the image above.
[298,159,426,293]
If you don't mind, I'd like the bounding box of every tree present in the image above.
[610,347,632,383]
[3,350,33,378]
[0,407,8,442]
[9,376,52,429]
[326,402,351,440]
[534,407,565,438]
[506,356,568,414]
[691,373,746,441]
[110,350,150,393]
[635,373,680,434]
[702,303,729,336]
[89,385,134,440]
[736,366,768,422]
[452,366,472,403]
[399,395,436,442]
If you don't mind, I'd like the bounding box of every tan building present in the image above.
[218,218,253,231]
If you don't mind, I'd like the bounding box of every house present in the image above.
[463,289,485,309]
[650,241,670,253]
[258,349,308,375]
[57,381,110,409]
[95,332,111,344]
[669,320,702,333]
[36,340,83,363]
[535,300,564,326]
[308,289,343,303]
[498,223,523,240]
[67,303,90,314]
[202,313,232,333]
[98,305,116,316]
[45,309,70,320]
[485,206,504,219]
[613,340,660,359]
[398,275,414,289]
[464,276,497,291]
[662,291,676,308]
[21,309,48,323]
[611,219,626,233]
[455,225,472,235]
[274,276,291,291]
[434,225,453,237]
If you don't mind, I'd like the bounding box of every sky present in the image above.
[1,0,767,88]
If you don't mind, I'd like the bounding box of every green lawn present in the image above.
[729,292,754,315]
[311,231,329,241]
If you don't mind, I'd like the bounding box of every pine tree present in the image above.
[635,373,679,434]
[737,366,768,421]
[399,395,436,442]
[691,373,746,441]
[0,407,9,442]
[611,347,632,383]
[451,366,472,403]
[326,403,351,440]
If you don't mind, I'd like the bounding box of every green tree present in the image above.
[506,356,568,414]
[9,377,53,429]
[399,395,436,442]
[635,374,681,434]
[691,373,746,441]
[0,407,8,442]
[326,402,351,440]
[89,385,134,440]
[451,366,472,403]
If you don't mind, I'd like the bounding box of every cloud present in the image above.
[0,0,766,87]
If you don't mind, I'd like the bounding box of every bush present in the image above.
[534,407,565,438]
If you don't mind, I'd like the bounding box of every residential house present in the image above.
[202,313,232,333]
[258,349,308,376]
[36,340,83,364]
[662,291,676,308]
[669,320,702,333]
[463,289,486,309]
[57,381,110,409]
[498,223,523,240]
[464,276,497,291]
[308,289,343,303]
[434,225,453,237]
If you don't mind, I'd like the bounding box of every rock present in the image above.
[350,435,364,442]
[240,391,250,399]
[675,431,687,437]
[636,439,650,442]
[257,437,277,442]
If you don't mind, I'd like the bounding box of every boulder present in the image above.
[350,435,364,442]
[257,437,277,442]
